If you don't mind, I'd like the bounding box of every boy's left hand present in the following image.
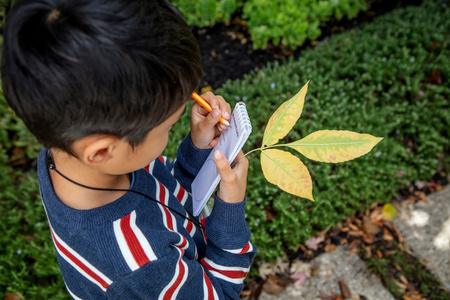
[190,92,231,149]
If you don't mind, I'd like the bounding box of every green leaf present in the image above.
[260,148,314,201]
[262,81,309,147]
[285,130,383,163]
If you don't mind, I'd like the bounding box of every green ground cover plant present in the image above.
[169,0,450,263]
[1,0,449,297]
[169,0,372,50]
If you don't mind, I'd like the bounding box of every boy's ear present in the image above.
[74,135,120,165]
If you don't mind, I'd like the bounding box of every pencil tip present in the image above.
[223,120,230,126]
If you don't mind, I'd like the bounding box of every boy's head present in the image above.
[1,0,202,156]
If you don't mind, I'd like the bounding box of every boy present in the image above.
[1,0,256,299]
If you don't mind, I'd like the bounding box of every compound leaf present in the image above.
[261,148,314,201]
[285,130,383,163]
[262,81,309,147]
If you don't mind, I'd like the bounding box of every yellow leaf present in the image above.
[261,149,314,201]
[285,130,383,163]
[262,81,309,147]
[382,203,397,220]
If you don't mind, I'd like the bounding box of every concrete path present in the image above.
[258,185,450,299]
[259,246,394,300]
[394,184,450,291]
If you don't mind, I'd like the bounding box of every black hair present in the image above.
[1,0,202,156]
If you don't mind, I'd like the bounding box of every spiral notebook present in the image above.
[192,102,252,216]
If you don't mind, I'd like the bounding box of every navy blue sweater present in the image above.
[37,135,256,299]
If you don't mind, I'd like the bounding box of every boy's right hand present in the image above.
[213,150,248,203]
[190,92,231,150]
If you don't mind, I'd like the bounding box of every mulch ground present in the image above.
[195,0,423,90]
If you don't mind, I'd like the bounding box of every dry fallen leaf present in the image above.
[392,278,407,291]
[363,215,381,234]
[262,274,293,295]
[324,244,337,253]
[306,236,325,250]
[362,233,376,244]
[338,280,352,299]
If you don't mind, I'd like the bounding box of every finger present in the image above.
[201,92,220,110]
[191,101,209,115]
[231,151,249,172]
[202,93,231,121]
[209,137,219,148]
[215,97,231,123]
[213,150,235,181]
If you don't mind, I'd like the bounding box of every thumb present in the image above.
[213,150,233,179]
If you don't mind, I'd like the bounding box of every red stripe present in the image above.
[203,271,215,300]
[163,206,174,231]
[239,243,251,254]
[158,182,175,230]
[178,236,188,249]
[201,259,248,279]
[176,185,185,202]
[185,218,193,234]
[51,231,110,289]
[163,250,186,300]
[120,214,150,267]
[144,165,150,172]
[158,156,165,163]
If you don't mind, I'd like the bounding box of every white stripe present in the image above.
[203,258,249,284]
[51,228,112,291]
[162,183,170,206]
[175,233,189,250]
[65,283,83,300]
[113,216,140,271]
[158,248,188,300]
[202,271,219,300]
[173,183,189,206]
[174,184,181,201]
[222,243,253,254]
[183,217,197,237]
[155,179,178,232]
[129,211,157,261]
[181,189,188,206]
[203,258,249,273]
[212,284,219,299]
[203,274,209,299]
[171,159,177,175]
[208,270,245,284]
[148,160,156,173]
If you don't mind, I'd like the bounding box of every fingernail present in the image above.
[224,111,230,119]
[214,150,222,159]
[212,109,220,118]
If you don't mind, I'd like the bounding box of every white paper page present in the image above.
[192,102,251,216]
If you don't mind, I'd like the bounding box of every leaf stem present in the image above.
[230,144,285,168]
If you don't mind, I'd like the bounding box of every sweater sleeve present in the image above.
[106,195,256,300]
[106,200,255,299]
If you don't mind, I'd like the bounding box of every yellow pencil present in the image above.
[191,92,230,126]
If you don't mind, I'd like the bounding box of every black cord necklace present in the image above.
[46,154,204,230]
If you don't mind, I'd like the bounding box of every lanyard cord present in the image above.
[46,154,204,230]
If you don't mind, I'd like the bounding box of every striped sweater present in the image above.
[37,135,256,299]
